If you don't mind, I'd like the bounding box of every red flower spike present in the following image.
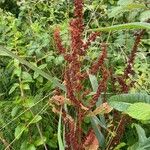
[124,30,145,79]
[65,69,84,107]
[89,66,109,109]
[90,43,107,75]
[53,28,66,54]
[117,77,129,93]
[83,32,101,51]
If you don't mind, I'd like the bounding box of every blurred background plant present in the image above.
[0,0,149,149]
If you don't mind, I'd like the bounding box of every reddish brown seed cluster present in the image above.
[123,30,145,79]
[90,43,107,75]
[83,32,101,51]
[61,110,79,150]
[53,27,66,54]
[73,0,84,32]
[53,0,146,150]
[89,65,109,109]
[117,77,129,93]
[53,0,108,148]
[114,30,145,93]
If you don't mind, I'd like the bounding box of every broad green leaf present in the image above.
[109,101,132,112]
[38,64,47,69]
[108,93,150,112]
[15,124,26,140]
[0,50,10,56]
[13,67,22,77]
[126,103,150,121]
[142,39,150,45]
[54,55,64,65]
[30,115,42,124]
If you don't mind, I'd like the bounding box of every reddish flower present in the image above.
[89,65,109,109]
[124,30,145,79]
[90,43,107,75]
[83,32,101,51]
[53,28,66,54]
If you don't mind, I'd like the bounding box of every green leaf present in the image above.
[126,103,150,121]
[34,136,46,146]
[23,98,35,108]
[22,84,30,90]
[142,39,150,45]
[15,124,26,140]
[55,55,64,65]
[22,71,33,82]
[13,67,22,77]
[114,142,126,150]
[9,83,19,94]
[87,22,150,32]
[140,10,150,22]
[108,93,150,112]
[27,145,36,150]
[91,116,105,149]
[108,4,145,18]
[30,115,42,124]
[38,64,47,69]
[117,0,133,5]
[11,106,20,117]
[33,64,47,79]
[133,124,147,143]
[128,125,150,150]
[47,134,58,148]
[57,108,65,150]
[109,101,131,112]
[89,74,98,92]
[0,46,66,91]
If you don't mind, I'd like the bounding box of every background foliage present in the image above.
[0,0,150,149]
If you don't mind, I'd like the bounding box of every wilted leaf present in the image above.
[87,102,112,117]
[83,129,99,150]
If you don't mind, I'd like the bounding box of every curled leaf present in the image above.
[87,102,112,117]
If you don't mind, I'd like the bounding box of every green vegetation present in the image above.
[0,0,150,149]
